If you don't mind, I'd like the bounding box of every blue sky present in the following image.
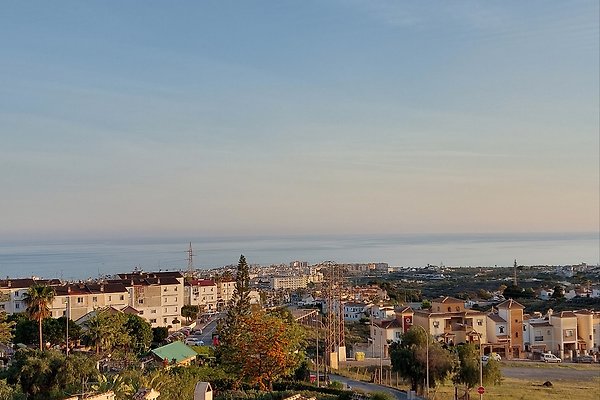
[1,1,598,239]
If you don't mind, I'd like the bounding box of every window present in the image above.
[174,287,177,291]
[565,329,574,337]
[77,297,83,303]
[150,319,157,323]
[164,287,167,292]
[163,318,168,323]
[523,326,527,331]
[15,303,19,309]
[92,296,97,302]
[499,326,505,334]
[515,319,518,323]
[515,332,519,338]
[477,319,483,326]
[448,307,451,312]
[120,295,124,301]
[138,299,144,304]
[151,309,157,314]
[108,295,112,301]
[433,321,440,328]
[139,311,144,315]
[175,307,178,312]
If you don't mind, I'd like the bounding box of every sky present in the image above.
[1,1,599,240]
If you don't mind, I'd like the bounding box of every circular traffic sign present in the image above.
[477,386,485,395]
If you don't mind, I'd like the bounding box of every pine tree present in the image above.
[217,255,252,380]
[229,254,251,317]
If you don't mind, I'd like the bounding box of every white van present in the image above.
[542,353,562,363]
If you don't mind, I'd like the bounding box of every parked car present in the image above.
[185,338,205,346]
[482,353,501,364]
[575,355,594,363]
[542,353,562,363]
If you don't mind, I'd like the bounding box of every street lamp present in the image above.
[311,319,326,387]
[412,325,430,400]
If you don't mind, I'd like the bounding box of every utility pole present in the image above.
[65,296,70,356]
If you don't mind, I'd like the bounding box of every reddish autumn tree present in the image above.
[231,310,305,390]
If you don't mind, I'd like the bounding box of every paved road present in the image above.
[194,314,222,345]
[330,374,422,400]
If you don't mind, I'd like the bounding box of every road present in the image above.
[194,314,222,345]
[330,374,422,400]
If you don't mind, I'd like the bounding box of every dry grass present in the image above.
[431,376,600,400]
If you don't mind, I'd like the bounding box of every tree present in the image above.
[23,284,55,350]
[125,314,153,353]
[82,311,131,354]
[551,285,565,300]
[229,254,251,316]
[42,317,81,348]
[483,358,502,386]
[218,255,252,374]
[5,349,98,400]
[152,326,169,343]
[0,311,15,344]
[226,310,305,390]
[390,327,455,395]
[181,305,199,323]
[452,344,480,397]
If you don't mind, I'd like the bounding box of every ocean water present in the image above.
[0,232,598,281]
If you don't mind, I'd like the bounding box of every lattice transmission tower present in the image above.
[321,260,346,369]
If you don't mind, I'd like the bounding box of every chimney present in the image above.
[100,284,104,292]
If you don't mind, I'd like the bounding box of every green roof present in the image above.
[151,341,197,364]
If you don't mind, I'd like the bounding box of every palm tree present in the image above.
[23,284,55,350]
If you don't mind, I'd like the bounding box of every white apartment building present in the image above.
[49,282,130,320]
[113,271,184,330]
[0,278,61,314]
[269,275,308,290]
[217,279,236,310]
[184,279,217,311]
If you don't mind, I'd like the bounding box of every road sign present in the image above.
[477,386,485,395]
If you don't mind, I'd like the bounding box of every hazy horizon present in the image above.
[1,1,598,239]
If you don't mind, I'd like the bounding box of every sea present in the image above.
[0,232,598,281]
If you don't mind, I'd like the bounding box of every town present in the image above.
[0,250,599,400]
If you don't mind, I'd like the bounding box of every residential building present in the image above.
[486,298,524,358]
[343,302,368,322]
[523,309,600,359]
[217,279,236,310]
[111,271,184,329]
[414,296,488,347]
[0,278,61,314]
[370,306,414,357]
[50,282,130,320]
[269,275,308,291]
[184,279,217,311]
